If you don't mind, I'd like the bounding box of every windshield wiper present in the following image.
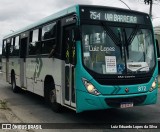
[101,22,120,46]
[123,28,129,59]
[101,22,123,58]
[127,66,149,73]
[123,26,140,59]
[127,25,139,45]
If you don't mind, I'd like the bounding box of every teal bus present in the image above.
[2,5,158,113]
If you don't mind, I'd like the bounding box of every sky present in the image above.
[0,0,160,54]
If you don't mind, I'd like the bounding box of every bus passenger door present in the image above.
[64,27,76,107]
[20,33,28,88]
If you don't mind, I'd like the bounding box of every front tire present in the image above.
[45,81,62,112]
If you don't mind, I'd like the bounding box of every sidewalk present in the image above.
[0,100,34,132]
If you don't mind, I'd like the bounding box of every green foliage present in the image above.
[0,100,8,109]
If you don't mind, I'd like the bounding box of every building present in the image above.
[154,26,160,73]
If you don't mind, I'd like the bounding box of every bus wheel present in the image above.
[49,88,62,112]
[11,74,19,93]
[45,82,62,113]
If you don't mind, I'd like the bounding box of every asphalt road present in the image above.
[0,73,160,132]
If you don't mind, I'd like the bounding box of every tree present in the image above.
[144,0,151,4]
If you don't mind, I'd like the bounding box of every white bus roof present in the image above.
[3,4,150,40]
[3,5,78,39]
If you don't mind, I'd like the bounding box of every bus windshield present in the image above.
[82,24,155,75]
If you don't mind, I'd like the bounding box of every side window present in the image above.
[13,36,20,56]
[42,22,56,40]
[41,22,56,54]
[2,40,6,56]
[29,29,39,55]
[33,29,39,42]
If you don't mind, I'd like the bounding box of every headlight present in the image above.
[152,81,156,88]
[82,78,101,96]
[149,76,158,92]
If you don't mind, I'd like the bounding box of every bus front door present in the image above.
[64,27,76,108]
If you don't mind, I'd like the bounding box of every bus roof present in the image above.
[3,4,149,39]
[3,5,78,39]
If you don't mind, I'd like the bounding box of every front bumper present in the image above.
[76,88,158,113]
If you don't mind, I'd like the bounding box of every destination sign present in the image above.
[90,11,137,23]
[80,7,149,24]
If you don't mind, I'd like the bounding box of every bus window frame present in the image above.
[6,39,11,58]
[41,22,57,56]
[28,29,40,56]
[2,40,7,57]
[13,35,20,57]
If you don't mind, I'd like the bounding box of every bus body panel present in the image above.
[20,59,26,88]
[2,60,10,83]
[8,58,21,86]
[8,58,20,81]
[25,57,63,103]
[2,58,7,81]
[76,87,158,113]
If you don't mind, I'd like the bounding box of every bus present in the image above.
[1,5,158,113]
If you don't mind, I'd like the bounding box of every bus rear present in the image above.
[75,5,158,113]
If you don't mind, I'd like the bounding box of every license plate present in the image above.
[120,102,133,108]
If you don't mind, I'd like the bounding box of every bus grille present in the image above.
[95,77,151,85]
[105,95,147,107]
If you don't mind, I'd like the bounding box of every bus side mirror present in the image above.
[156,39,160,57]
[74,27,81,41]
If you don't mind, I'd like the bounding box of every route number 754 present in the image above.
[90,11,101,20]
